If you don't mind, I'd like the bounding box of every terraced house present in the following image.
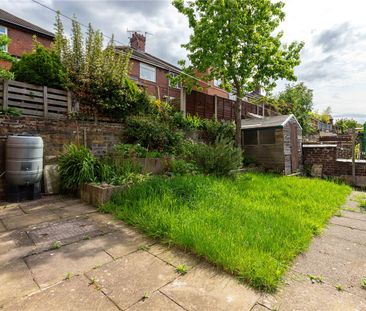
[0,9,54,69]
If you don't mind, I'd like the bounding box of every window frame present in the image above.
[0,25,8,53]
[243,129,258,145]
[139,62,156,83]
[258,128,276,145]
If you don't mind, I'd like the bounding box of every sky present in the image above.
[1,0,365,122]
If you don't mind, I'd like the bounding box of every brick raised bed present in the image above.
[80,183,124,207]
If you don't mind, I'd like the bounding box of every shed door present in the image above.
[290,123,299,173]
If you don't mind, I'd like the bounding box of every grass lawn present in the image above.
[102,173,351,291]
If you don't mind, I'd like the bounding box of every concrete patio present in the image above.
[0,192,366,310]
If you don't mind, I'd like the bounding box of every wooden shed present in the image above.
[241,114,302,174]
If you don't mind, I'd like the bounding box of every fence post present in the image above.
[67,90,72,114]
[180,87,186,116]
[43,86,48,118]
[3,80,8,109]
[214,95,218,119]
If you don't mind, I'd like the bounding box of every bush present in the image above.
[126,115,184,153]
[11,43,68,89]
[191,137,243,176]
[58,144,98,192]
[98,156,145,186]
[169,159,199,176]
[113,143,163,158]
[201,119,235,144]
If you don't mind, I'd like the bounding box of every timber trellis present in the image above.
[0,79,74,118]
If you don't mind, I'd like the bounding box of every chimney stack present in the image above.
[130,32,146,52]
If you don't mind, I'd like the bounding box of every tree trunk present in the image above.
[234,96,242,148]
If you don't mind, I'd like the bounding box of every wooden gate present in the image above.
[290,123,299,173]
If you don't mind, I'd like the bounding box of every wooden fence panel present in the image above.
[1,80,74,118]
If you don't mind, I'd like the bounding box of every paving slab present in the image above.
[100,230,150,259]
[3,275,118,311]
[341,210,366,222]
[323,223,366,246]
[0,259,39,307]
[0,205,24,219]
[260,272,366,311]
[0,230,35,266]
[149,244,201,269]
[25,238,113,288]
[161,263,259,311]
[52,203,97,218]
[85,251,177,310]
[2,210,60,230]
[127,291,184,311]
[292,240,366,297]
[0,220,6,232]
[21,200,72,213]
[330,216,366,231]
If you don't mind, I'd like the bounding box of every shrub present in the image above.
[126,115,184,153]
[113,143,163,158]
[169,159,199,176]
[0,107,22,116]
[58,144,98,192]
[0,34,15,80]
[11,43,68,89]
[98,156,144,186]
[201,119,235,144]
[191,137,242,176]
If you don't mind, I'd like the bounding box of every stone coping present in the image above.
[302,144,337,148]
[336,158,366,163]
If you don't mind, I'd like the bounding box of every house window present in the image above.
[259,128,276,144]
[0,25,8,52]
[140,63,156,82]
[244,129,258,145]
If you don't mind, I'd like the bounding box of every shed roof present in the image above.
[241,114,301,130]
[0,9,54,39]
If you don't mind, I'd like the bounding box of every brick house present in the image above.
[0,9,54,69]
[116,32,231,106]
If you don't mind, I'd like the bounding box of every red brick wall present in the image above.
[302,145,337,176]
[302,145,366,182]
[7,27,53,58]
[0,116,125,198]
[129,59,181,101]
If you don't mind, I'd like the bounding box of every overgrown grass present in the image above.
[102,173,351,291]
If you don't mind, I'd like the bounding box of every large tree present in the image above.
[173,0,304,147]
[277,83,313,133]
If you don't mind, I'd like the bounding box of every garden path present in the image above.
[0,192,365,310]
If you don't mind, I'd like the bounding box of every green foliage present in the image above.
[173,0,304,146]
[169,159,199,176]
[98,155,145,186]
[103,173,351,291]
[190,137,243,176]
[58,144,98,192]
[52,13,149,118]
[0,34,16,80]
[113,143,164,158]
[11,42,68,89]
[126,115,184,153]
[0,107,22,116]
[277,83,314,134]
[335,118,361,134]
[201,118,235,144]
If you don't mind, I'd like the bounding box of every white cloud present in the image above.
[1,0,365,119]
